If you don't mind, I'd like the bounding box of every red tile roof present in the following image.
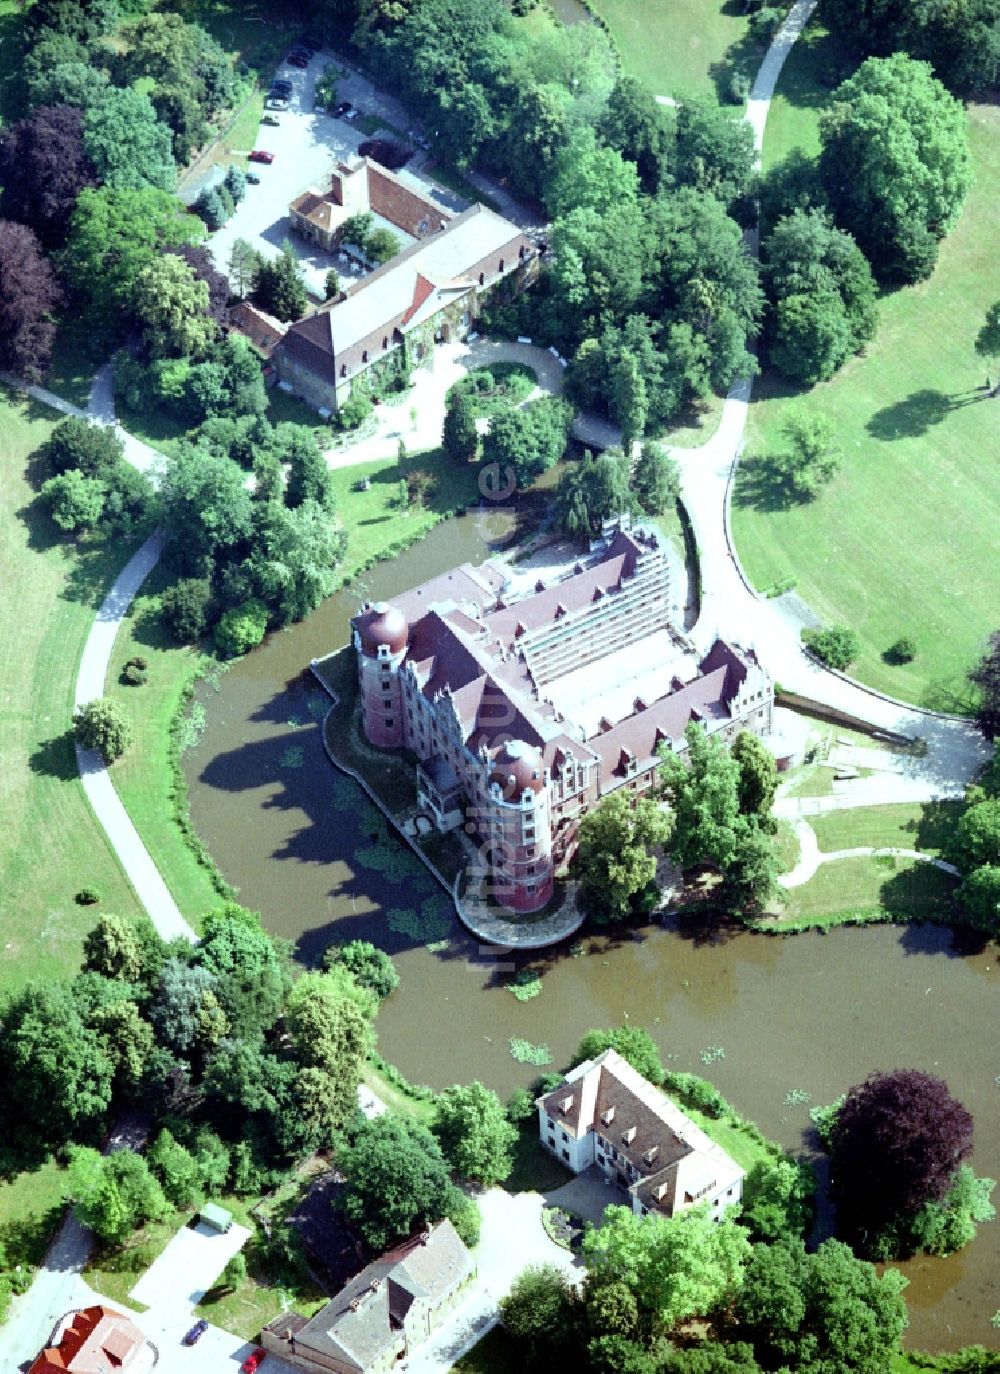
[30,1306,145,1374]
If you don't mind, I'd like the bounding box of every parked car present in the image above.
[343,108,360,122]
[333,102,353,118]
[271,79,292,94]
[287,52,309,67]
[183,1319,208,1346]
[266,94,289,110]
[246,172,261,184]
[261,113,279,125]
[241,1349,267,1374]
[249,150,275,164]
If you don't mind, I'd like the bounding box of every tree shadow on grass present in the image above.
[878,861,959,928]
[732,454,813,513]
[867,385,994,441]
[28,729,79,782]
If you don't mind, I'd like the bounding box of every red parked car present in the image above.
[248,150,275,164]
[241,1349,266,1374]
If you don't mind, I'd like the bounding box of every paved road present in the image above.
[399,1188,580,1374]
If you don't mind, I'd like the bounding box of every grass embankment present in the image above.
[330,446,482,580]
[589,0,756,103]
[0,389,142,992]
[735,87,1000,712]
[105,564,224,924]
[766,800,962,931]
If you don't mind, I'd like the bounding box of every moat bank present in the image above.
[184,510,1000,1352]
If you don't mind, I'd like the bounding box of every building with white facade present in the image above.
[537,1048,745,1219]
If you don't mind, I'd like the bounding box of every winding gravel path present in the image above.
[778,817,961,889]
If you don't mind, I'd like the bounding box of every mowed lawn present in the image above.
[0,389,142,992]
[590,0,756,103]
[735,104,1000,712]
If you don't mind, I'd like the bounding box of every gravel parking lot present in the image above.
[206,52,464,298]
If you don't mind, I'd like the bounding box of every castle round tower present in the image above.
[488,740,553,913]
[354,601,409,748]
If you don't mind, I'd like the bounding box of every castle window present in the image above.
[386,718,394,727]
[340,364,347,377]
[498,258,504,272]
[478,272,485,286]
[362,349,368,363]
[382,336,388,349]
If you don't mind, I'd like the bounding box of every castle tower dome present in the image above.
[357,600,409,657]
[490,739,545,801]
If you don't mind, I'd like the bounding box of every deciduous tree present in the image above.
[64,187,202,333]
[554,451,632,539]
[339,1115,469,1252]
[735,1236,908,1373]
[572,791,670,922]
[67,1145,169,1244]
[73,698,133,763]
[433,1081,517,1186]
[326,941,399,1000]
[969,631,1000,740]
[41,470,105,533]
[583,1203,750,1329]
[160,446,253,574]
[631,441,679,516]
[82,86,176,193]
[829,1068,974,1252]
[574,1025,666,1085]
[0,105,98,248]
[975,303,1000,394]
[133,254,215,359]
[819,55,971,282]
[674,98,757,210]
[0,982,113,1153]
[0,220,61,381]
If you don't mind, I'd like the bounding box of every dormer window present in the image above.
[601,1106,615,1126]
[559,1095,573,1115]
[622,1127,636,1145]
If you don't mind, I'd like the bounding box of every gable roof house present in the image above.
[29,1305,147,1374]
[277,157,534,414]
[262,1218,475,1374]
[537,1048,744,1220]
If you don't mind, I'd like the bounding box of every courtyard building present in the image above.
[275,155,534,413]
[350,524,774,912]
[537,1048,745,1219]
[262,1218,475,1374]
